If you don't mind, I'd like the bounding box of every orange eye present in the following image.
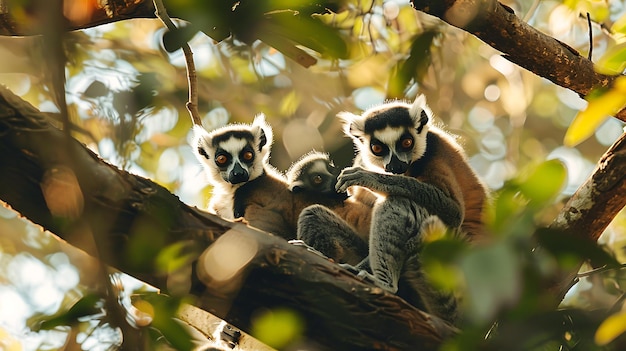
[371,144,384,154]
[242,151,254,161]
[401,138,413,149]
[215,155,228,165]
[313,175,323,185]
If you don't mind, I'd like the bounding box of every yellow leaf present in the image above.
[611,11,626,34]
[564,76,626,147]
[595,310,626,346]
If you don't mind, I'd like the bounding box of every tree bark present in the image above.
[410,0,626,122]
[0,0,156,35]
[0,85,455,350]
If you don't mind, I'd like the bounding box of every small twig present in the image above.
[152,0,203,127]
[578,13,613,35]
[577,263,626,278]
[587,12,593,61]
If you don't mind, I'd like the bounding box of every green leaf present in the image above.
[264,12,349,59]
[518,159,567,208]
[251,308,305,349]
[134,293,195,351]
[595,42,626,75]
[32,294,102,331]
[421,239,467,290]
[564,76,626,147]
[535,228,619,268]
[387,31,437,98]
[155,240,199,274]
[484,187,526,234]
[611,12,626,35]
[460,242,521,324]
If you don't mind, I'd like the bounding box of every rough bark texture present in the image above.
[0,85,455,350]
[410,0,626,122]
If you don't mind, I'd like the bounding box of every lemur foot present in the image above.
[338,263,392,290]
[288,240,329,259]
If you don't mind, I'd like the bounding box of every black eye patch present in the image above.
[198,147,210,160]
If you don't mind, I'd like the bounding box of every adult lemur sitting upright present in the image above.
[191,115,298,239]
[297,95,489,321]
[191,116,376,245]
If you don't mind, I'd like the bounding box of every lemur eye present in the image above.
[313,175,323,185]
[401,138,413,149]
[242,151,254,161]
[215,155,228,165]
[371,144,384,155]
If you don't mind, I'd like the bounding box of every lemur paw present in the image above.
[338,263,383,287]
[336,166,375,193]
[288,240,329,259]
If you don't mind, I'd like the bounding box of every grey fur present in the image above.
[297,95,480,324]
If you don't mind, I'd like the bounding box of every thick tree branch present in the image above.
[0,0,156,35]
[548,132,626,302]
[411,0,626,122]
[0,86,454,350]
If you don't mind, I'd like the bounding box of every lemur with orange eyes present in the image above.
[296,95,489,323]
[191,116,375,251]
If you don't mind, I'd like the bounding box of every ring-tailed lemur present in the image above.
[297,95,488,323]
[192,115,300,239]
[191,116,373,242]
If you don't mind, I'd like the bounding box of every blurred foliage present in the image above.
[1,0,626,350]
[250,307,305,349]
[424,160,625,350]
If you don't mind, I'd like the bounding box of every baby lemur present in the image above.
[286,151,377,265]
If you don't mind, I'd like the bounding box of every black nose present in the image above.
[229,163,249,184]
[385,156,409,174]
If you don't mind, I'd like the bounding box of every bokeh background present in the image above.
[1,0,626,349]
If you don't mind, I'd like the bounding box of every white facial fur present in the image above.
[192,114,273,187]
[338,95,432,173]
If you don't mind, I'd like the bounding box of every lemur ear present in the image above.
[410,95,430,134]
[191,125,212,159]
[288,181,305,193]
[337,111,365,142]
[252,113,273,152]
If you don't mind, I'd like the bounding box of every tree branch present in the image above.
[0,0,156,35]
[547,132,626,302]
[410,0,626,122]
[0,85,454,350]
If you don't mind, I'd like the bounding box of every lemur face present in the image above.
[287,152,340,194]
[339,96,431,174]
[192,114,272,186]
